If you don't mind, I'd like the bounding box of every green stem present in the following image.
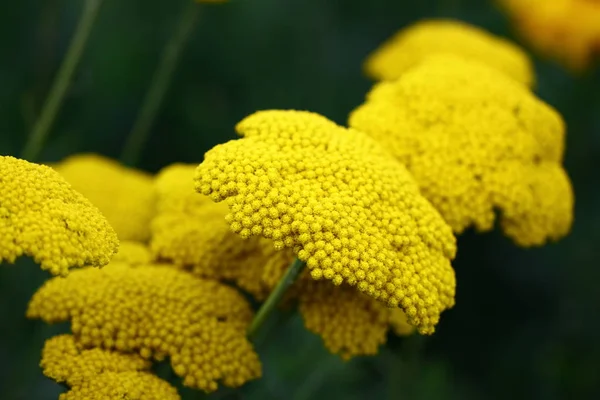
[120,1,200,166]
[21,0,103,161]
[247,258,306,340]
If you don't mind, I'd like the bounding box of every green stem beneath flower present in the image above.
[120,1,200,166]
[20,0,103,161]
[247,258,306,340]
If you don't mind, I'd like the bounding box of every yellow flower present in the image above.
[349,55,574,246]
[40,334,179,400]
[55,154,155,242]
[0,155,118,275]
[112,240,152,265]
[499,0,600,71]
[195,110,456,334]
[27,262,261,392]
[364,19,534,86]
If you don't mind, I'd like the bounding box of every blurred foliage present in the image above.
[1,0,599,399]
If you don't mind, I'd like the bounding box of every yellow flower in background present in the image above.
[111,240,152,265]
[28,262,261,392]
[364,19,534,86]
[153,163,414,358]
[349,55,574,246]
[41,334,180,400]
[195,110,456,334]
[499,0,600,71]
[55,154,155,242]
[0,156,118,275]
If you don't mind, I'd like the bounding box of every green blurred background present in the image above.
[1,0,599,399]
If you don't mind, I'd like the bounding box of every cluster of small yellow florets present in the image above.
[151,163,415,357]
[365,19,534,86]
[0,156,118,275]
[55,153,155,241]
[28,262,261,392]
[349,55,574,246]
[41,334,180,400]
[111,240,153,265]
[499,0,600,71]
[195,110,457,334]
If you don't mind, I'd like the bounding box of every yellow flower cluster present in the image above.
[41,334,179,400]
[195,110,456,334]
[152,164,413,357]
[350,55,574,247]
[0,156,118,275]
[364,19,534,86]
[55,154,155,241]
[500,0,600,71]
[27,262,261,392]
[112,240,152,265]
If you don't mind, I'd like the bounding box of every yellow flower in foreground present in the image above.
[195,110,456,334]
[349,55,574,246]
[365,19,534,86]
[41,334,179,400]
[153,164,415,357]
[0,156,118,275]
[500,0,600,71]
[55,154,155,241]
[28,262,261,392]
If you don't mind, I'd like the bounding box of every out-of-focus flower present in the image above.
[27,262,261,392]
[195,110,456,334]
[499,0,600,71]
[41,334,180,400]
[364,19,534,86]
[0,156,118,275]
[55,154,155,242]
[349,55,574,246]
[153,163,414,358]
[112,240,152,265]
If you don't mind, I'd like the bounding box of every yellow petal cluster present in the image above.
[349,55,574,247]
[153,163,413,356]
[195,110,456,334]
[27,262,261,392]
[0,156,118,275]
[55,154,155,241]
[499,0,600,71]
[364,19,534,86]
[112,240,152,265]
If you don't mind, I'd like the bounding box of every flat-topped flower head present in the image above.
[195,110,456,334]
[365,19,534,86]
[111,240,152,265]
[499,0,600,71]
[41,334,178,400]
[28,262,261,392]
[350,55,574,246]
[0,156,118,275]
[55,154,155,241]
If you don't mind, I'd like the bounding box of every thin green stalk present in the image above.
[247,258,306,340]
[21,0,103,161]
[120,2,200,166]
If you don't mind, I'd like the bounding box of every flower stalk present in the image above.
[21,0,103,161]
[247,258,307,340]
[120,2,200,166]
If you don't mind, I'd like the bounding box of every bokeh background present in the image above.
[1,0,599,399]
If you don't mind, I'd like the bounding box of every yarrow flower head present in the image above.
[27,262,261,392]
[499,0,600,71]
[364,19,534,86]
[112,240,152,265]
[152,163,415,357]
[55,154,155,242]
[195,110,457,334]
[349,55,574,246]
[41,334,179,400]
[0,156,118,275]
